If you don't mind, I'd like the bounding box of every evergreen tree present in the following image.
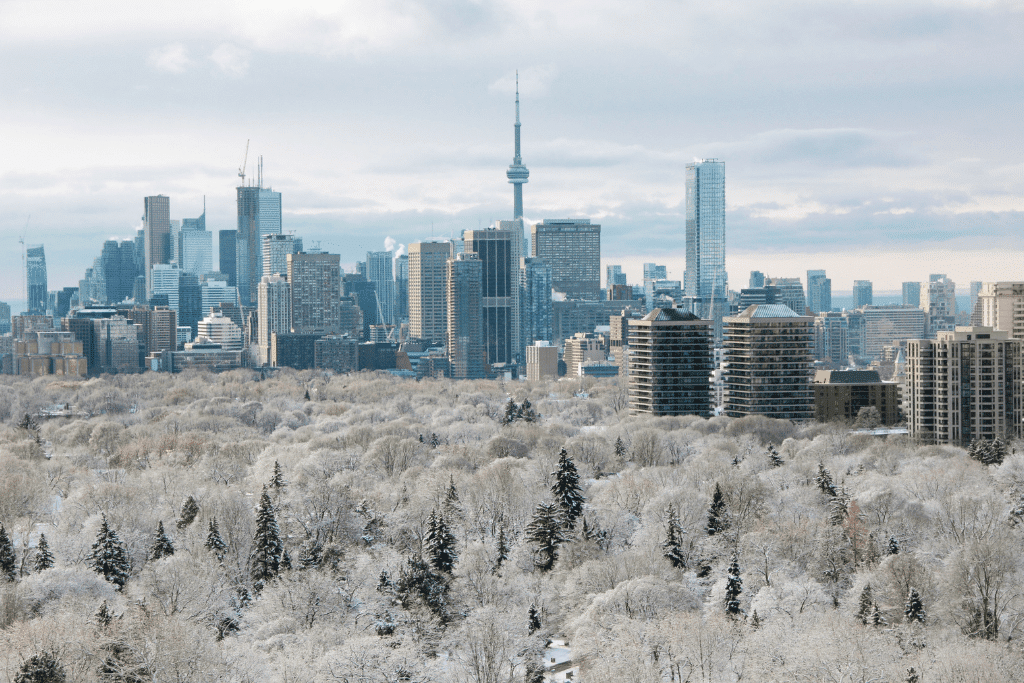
[528,605,541,634]
[89,515,131,591]
[581,516,597,542]
[298,537,323,570]
[828,491,849,526]
[969,438,1008,466]
[725,552,743,616]
[525,502,566,571]
[888,536,900,555]
[176,496,199,530]
[502,398,518,425]
[269,460,287,489]
[205,518,227,560]
[521,398,537,422]
[857,584,874,624]
[442,475,461,519]
[493,527,509,574]
[706,483,730,536]
[614,436,627,460]
[749,610,761,629]
[905,587,926,624]
[906,668,920,683]
[424,510,457,574]
[95,600,113,628]
[816,463,837,497]
[14,652,65,683]
[377,569,392,592]
[551,448,585,529]
[662,504,687,568]
[869,602,886,626]
[766,444,784,468]
[0,524,16,582]
[281,547,292,571]
[250,487,283,591]
[33,533,54,572]
[148,521,175,560]
[429,433,441,448]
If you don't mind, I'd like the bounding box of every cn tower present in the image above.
[505,72,530,219]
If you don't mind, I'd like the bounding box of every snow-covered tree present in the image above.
[706,483,730,536]
[663,504,686,568]
[176,496,199,530]
[0,523,15,582]
[528,605,541,634]
[89,514,131,591]
[493,527,509,574]
[424,510,457,574]
[905,587,926,624]
[33,533,54,572]
[857,584,874,624]
[269,460,287,489]
[816,463,837,497]
[526,502,566,571]
[614,436,627,461]
[13,652,65,683]
[205,518,227,560]
[251,486,283,591]
[725,552,743,616]
[148,521,175,560]
[551,448,585,529]
[766,444,784,468]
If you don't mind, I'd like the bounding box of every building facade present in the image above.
[525,342,557,382]
[683,159,727,329]
[853,280,873,308]
[236,186,282,306]
[446,253,484,379]
[813,370,899,425]
[288,253,342,334]
[522,257,553,347]
[258,274,292,366]
[408,241,452,345]
[143,196,170,297]
[530,219,601,300]
[464,226,521,367]
[807,269,831,314]
[628,309,713,416]
[975,282,1024,340]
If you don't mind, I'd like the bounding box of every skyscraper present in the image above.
[26,244,47,315]
[806,269,831,314]
[288,252,342,334]
[607,265,627,288]
[143,195,171,297]
[366,251,396,326]
[522,257,553,347]
[151,264,181,311]
[643,264,668,281]
[179,210,212,276]
[505,74,529,219]
[236,183,282,306]
[395,253,409,324]
[447,253,484,379]
[628,309,713,416]
[219,230,237,287]
[464,226,519,368]
[531,219,601,300]
[902,281,921,307]
[258,274,292,366]
[409,241,453,345]
[853,280,873,308]
[262,234,299,279]
[684,159,727,333]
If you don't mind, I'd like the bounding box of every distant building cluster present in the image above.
[2,87,1021,450]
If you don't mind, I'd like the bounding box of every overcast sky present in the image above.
[1,0,1022,302]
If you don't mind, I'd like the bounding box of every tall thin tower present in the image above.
[506,72,530,220]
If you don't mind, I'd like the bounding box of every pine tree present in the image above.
[493,527,509,574]
[749,610,761,629]
[89,515,131,591]
[857,584,874,624]
[205,518,227,559]
[869,602,886,626]
[0,524,16,582]
[298,537,323,570]
[14,652,65,683]
[95,600,113,628]
[269,461,287,489]
[816,463,837,497]
[905,587,926,624]
[725,552,743,616]
[662,504,687,568]
[581,516,597,542]
[525,502,566,572]
[706,483,730,536]
[906,667,920,683]
[442,475,461,519]
[250,487,283,591]
[888,536,900,555]
[429,433,441,448]
[424,510,458,574]
[551,448,585,529]
[521,398,537,422]
[33,533,54,572]
[614,436,627,460]
[828,491,849,526]
[502,398,518,425]
[176,496,199,530]
[528,605,541,634]
[281,547,292,571]
[766,444,784,468]
[148,521,175,560]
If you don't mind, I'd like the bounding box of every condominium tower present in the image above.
[288,252,342,334]
[628,309,713,416]
[683,159,727,328]
[26,244,48,315]
[447,253,485,379]
[409,241,453,345]
[236,184,282,306]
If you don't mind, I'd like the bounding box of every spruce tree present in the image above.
[888,536,900,555]
[281,548,292,571]
[816,463,837,497]
[520,398,537,422]
[662,504,686,568]
[525,502,566,571]
[725,552,743,616]
[148,521,175,560]
[869,602,886,626]
[14,652,65,683]
[0,524,16,582]
[95,600,113,628]
[528,605,541,634]
[176,496,199,530]
[250,487,283,591]
[205,518,227,560]
[614,436,627,460]
[906,667,920,683]
[493,527,509,574]
[905,587,926,624]
[89,515,131,591]
[298,537,323,570]
[749,610,761,629]
[424,510,457,574]
[442,475,461,519]
[766,444,784,468]
[502,398,518,425]
[33,533,54,572]
[429,433,441,448]
[269,461,287,489]
[706,483,729,536]
[551,448,585,529]
[857,584,874,624]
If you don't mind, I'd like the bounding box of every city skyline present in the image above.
[2,1,1023,299]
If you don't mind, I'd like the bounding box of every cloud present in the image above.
[489,65,559,98]
[147,43,191,73]
[210,44,250,77]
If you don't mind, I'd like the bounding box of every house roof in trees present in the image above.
[643,308,702,322]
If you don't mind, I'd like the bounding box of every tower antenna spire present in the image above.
[506,70,529,219]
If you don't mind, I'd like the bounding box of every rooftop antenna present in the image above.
[238,140,249,186]
[258,156,263,189]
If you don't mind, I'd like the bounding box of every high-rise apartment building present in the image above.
[684,159,727,328]
[150,264,181,311]
[236,185,282,306]
[807,269,831,314]
[522,257,553,347]
[464,225,521,367]
[860,305,927,358]
[408,241,453,345]
[853,280,873,308]
[814,312,848,366]
[722,304,815,420]
[922,274,957,336]
[143,196,171,297]
[975,282,1024,339]
[201,279,238,316]
[906,326,1021,445]
[446,253,484,379]
[262,234,299,279]
[288,252,342,334]
[197,311,243,351]
[530,219,601,300]
[749,271,766,289]
[606,265,627,288]
[366,251,396,326]
[395,254,409,324]
[644,264,668,282]
[902,281,921,307]
[628,309,713,416]
[526,342,558,382]
[766,277,806,313]
[26,245,48,315]
[258,274,292,366]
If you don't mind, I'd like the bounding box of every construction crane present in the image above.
[238,140,250,186]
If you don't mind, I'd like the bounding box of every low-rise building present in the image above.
[813,370,900,425]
